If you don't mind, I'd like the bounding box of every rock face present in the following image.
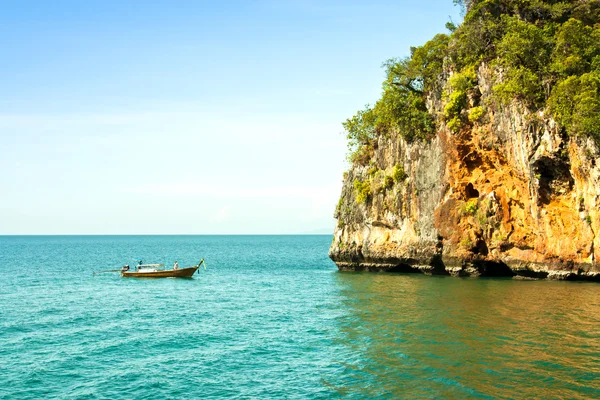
[330,64,600,281]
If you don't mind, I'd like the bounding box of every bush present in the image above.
[335,198,344,215]
[476,210,488,225]
[444,90,468,119]
[448,66,477,92]
[447,116,462,133]
[552,19,600,78]
[392,164,407,183]
[443,67,477,132]
[468,106,485,123]
[496,15,551,74]
[493,66,542,106]
[368,166,379,177]
[548,71,600,142]
[353,179,372,204]
[460,236,473,249]
[463,199,478,215]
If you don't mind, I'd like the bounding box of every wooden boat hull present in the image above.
[121,266,198,278]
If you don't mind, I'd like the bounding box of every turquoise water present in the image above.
[1,235,599,399]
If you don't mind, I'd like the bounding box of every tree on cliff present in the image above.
[343,0,600,161]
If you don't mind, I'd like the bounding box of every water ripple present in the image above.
[1,236,599,398]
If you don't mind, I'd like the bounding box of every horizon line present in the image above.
[0,233,334,236]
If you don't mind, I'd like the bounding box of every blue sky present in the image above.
[0,0,462,234]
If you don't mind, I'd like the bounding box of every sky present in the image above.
[0,0,462,234]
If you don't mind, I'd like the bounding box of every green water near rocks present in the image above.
[1,235,599,398]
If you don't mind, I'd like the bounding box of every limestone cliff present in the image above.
[330,62,600,280]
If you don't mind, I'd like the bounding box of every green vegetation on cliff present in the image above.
[344,0,600,163]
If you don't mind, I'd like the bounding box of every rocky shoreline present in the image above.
[329,63,600,281]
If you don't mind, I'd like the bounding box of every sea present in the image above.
[1,235,599,399]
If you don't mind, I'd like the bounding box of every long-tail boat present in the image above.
[121,259,204,278]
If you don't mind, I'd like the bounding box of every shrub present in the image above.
[496,15,551,74]
[548,71,600,142]
[353,179,371,204]
[552,19,600,78]
[460,236,473,249]
[492,66,542,106]
[463,199,478,215]
[476,210,488,226]
[444,90,468,119]
[392,164,407,183]
[468,106,485,123]
[335,198,344,215]
[448,66,477,92]
[443,67,477,132]
[447,116,463,133]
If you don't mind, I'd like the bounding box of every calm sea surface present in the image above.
[1,235,599,399]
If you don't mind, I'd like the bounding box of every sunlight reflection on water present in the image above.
[329,273,600,398]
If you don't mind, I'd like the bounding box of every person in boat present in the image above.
[173,261,179,270]
[122,264,130,272]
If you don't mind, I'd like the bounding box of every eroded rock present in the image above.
[330,64,600,281]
